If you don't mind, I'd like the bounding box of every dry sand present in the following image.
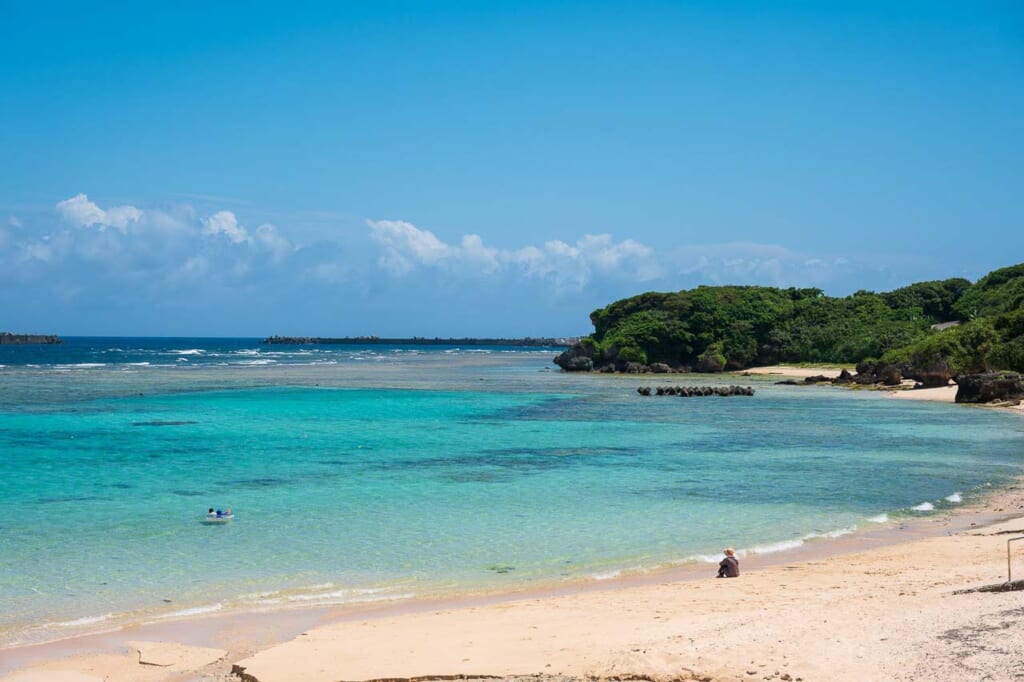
[3,377,1023,682]
[6,500,1024,682]
[737,366,851,379]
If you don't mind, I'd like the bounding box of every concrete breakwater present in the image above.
[0,332,62,344]
[637,385,755,397]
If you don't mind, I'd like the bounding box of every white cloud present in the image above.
[670,241,852,287]
[202,210,249,243]
[305,262,352,284]
[170,255,210,283]
[254,223,293,262]
[366,220,661,290]
[368,219,452,274]
[8,215,23,229]
[56,193,141,233]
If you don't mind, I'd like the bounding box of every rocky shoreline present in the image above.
[554,344,1024,407]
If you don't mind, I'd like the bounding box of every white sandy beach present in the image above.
[3,372,1023,682]
[737,365,852,379]
[4,492,1024,682]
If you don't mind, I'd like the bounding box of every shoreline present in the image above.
[3,366,1023,681]
[737,364,1024,415]
[3,476,1024,681]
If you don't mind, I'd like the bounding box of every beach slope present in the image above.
[231,515,1024,682]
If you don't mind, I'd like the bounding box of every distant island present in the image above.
[554,262,1024,386]
[0,332,63,345]
[264,335,575,347]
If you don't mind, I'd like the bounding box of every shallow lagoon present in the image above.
[2,339,1022,645]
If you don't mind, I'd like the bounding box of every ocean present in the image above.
[1,337,1022,647]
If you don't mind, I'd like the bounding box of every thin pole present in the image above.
[1009,536,1024,583]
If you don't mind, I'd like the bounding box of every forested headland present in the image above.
[555,263,1024,382]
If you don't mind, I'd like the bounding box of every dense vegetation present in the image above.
[567,263,1024,374]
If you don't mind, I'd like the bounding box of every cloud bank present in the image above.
[0,193,878,334]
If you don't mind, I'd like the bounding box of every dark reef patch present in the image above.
[132,420,200,427]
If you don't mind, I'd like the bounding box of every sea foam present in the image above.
[945,492,963,503]
[50,613,113,628]
[157,604,223,618]
[911,502,935,511]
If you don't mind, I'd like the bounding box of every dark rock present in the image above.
[0,332,62,344]
[803,375,832,384]
[834,368,854,384]
[775,379,800,385]
[903,357,952,388]
[649,362,672,374]
[852,361,903,386]
[554,344,594,372]
[955,372,1024,405]
[696,351,725,373]
[639,385,755,397]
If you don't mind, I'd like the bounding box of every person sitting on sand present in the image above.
[716,548,739,578]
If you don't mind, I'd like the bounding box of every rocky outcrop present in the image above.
[0,332,62,344]
[638,385,755,397]
[954,372,1024,405]
[554,344,595,371]
[854,361,903,386]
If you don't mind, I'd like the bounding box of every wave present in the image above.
[945,492,963,503]
[54,363,106,369]
[157,603,223,618]
[170,349,205,356]
[911,502,935,511]
[748,538,805,555]
[867,513,889,523]
[253,587,413,607]
[49,613,113,628]
[803,526,856,540]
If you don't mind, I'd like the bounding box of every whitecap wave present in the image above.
[234,359,276,365]
[748,538,805,554]
[945,492,962,503]
[157,603,223,618]
[803,526,856,540]
[170,349,204,356]
[867,514,889,523]
[911,502,935,511]
[49,613,113,628]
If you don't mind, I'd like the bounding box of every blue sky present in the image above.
[1,1,1021,337]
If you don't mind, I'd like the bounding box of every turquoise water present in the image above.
[1,339,1023,646]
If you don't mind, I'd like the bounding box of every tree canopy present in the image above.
[575,264,1024,373]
